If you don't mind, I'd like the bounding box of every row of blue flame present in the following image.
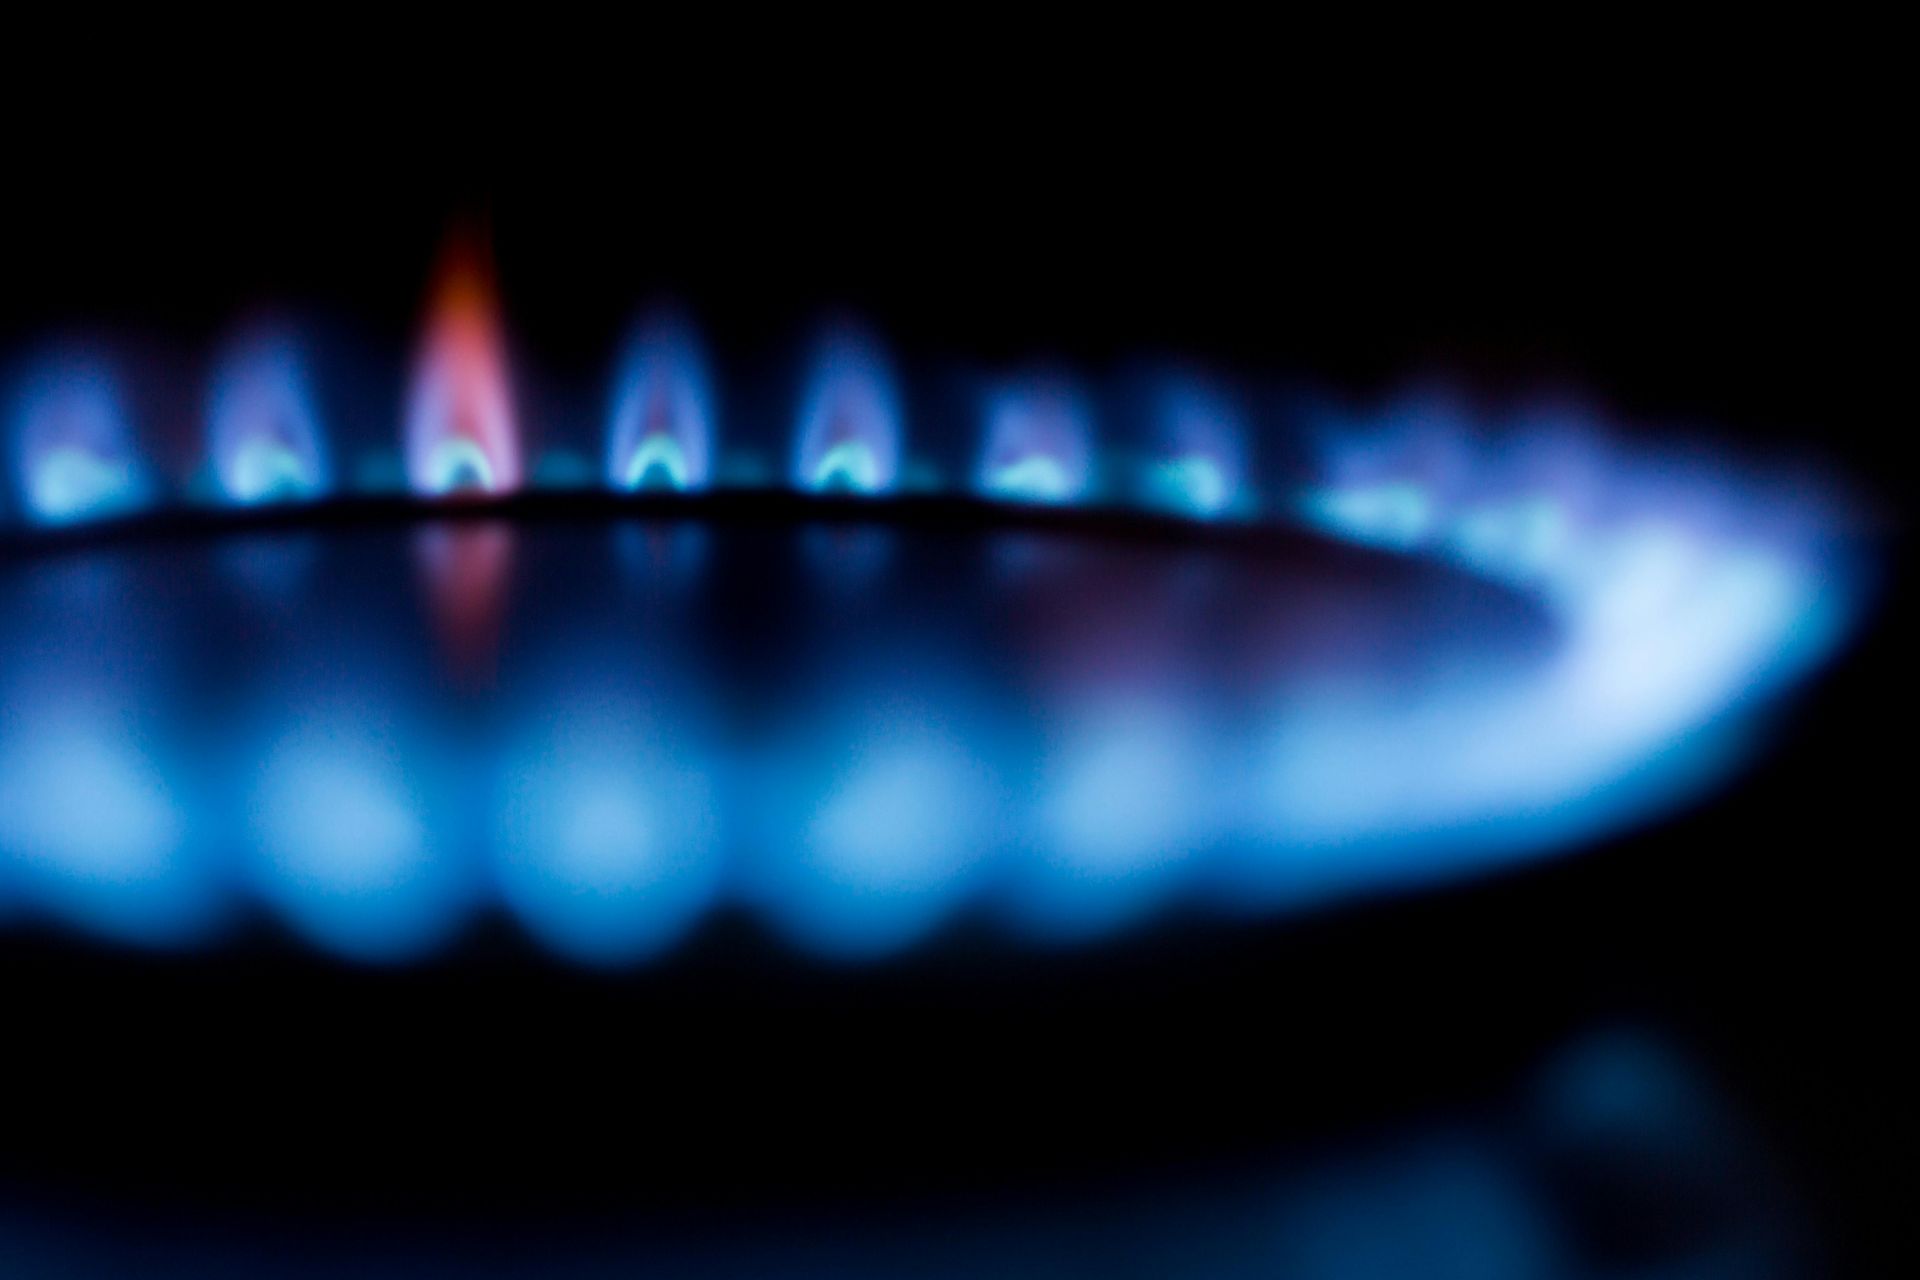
[0,317,1243,524]
[0,314,1872,964]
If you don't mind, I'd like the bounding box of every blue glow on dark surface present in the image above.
[1272,1138,1558,1280]
[1014,702,1205,938]
[608,312,714,492]
[793,325,901,495]
[248,720,468,963]
[0,708,209,944]
[0,1019,1800,1276]
[763,723,996,959]
[494,706,721,966]
[6,354,149,524]
[208,328,329,504]
[978,378,1093,504]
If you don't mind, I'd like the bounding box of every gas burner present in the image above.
[0,242,1871,968]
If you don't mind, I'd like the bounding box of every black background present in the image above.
[1,41,1907,1275]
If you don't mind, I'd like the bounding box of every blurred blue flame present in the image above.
[6,353,149,524]
[607,312,714,493]
[208,328,329,504]
[978,377,1093,504]
[793,326,901,495]
[1299,482,1435,550]
[1141,377,1247,518]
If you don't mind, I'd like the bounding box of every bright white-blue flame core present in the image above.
[6,355,149,524]
[1141,378,1248,518]
[607,313,714,493]
[1245,394,1857,906]
[208,330,329,504]
[793,327,902,495]
[979,378,1094,504]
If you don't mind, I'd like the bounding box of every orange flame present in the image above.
[405,229,522,495]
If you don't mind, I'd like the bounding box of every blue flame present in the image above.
[793,326,902,495]
[1141,377,1248,518]
[1223,394,1858,909]
[6,354,150,524]
[424,439,496,494]
[607,312,714,493]
[1444,496,1571,585]
[208,328,329,505]
[1291,391,1477,549]
[1299,482,1435,549]
[979,377,1094,504]
[0,327,1874,967]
